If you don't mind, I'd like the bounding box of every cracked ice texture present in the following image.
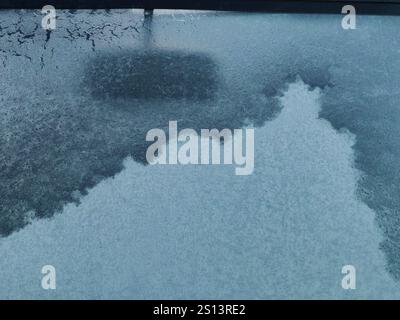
[1,10,400,296]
